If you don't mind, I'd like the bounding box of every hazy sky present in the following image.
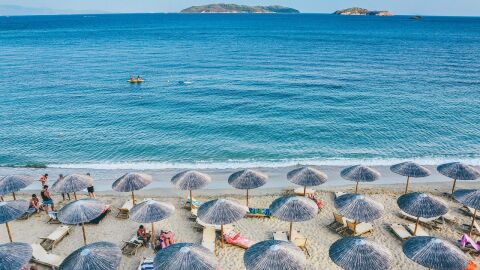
[1,0,480,16]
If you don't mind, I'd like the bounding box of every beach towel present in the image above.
[186,198,203,208]
[460,234,480,251]
[140,258,154,270]
[248,208,271,216]
[465,260,477,270]
[224,230,254,249]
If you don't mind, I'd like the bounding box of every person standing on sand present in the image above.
[87,172,95,198]
[58,174,71,201]
[39,173,48,187]
[40,185,54,214]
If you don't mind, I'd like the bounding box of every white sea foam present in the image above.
[48,157,480,170]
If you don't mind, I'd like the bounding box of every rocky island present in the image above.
[180,4,300,14]
[334,7,393,16]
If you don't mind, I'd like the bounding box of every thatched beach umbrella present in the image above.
[0,200,28,242]
[58,198,106,245]
[453,189,480,236]
[52,174,93,200]
[197,199,247,248]
[112,172,153,204]
[397,192,448,236]
[437,162,480,195]
[171,170,211,209]
[228,169,268,207]
[244,240,306,270]
[269,196,318,240]
[329,237,391,270]
[403,236,468,270]
[129,199,175,244]
[0,175,34,200]
[334,194,383,235]
[287,166,327,196]
[340,165,380,193]
[153,242,218,270]
[59,241,121,270]
[0,242,32,270]
[390,162,431,193]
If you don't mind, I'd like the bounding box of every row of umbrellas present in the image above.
[0,236,471,270]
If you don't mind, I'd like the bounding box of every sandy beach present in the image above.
[2,179,480,270]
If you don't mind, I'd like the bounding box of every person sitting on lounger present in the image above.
[29,194,41,213]
[137,225,151,245]
[156,230,175,250]
[41,185,54,214]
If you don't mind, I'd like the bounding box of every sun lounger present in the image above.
[117,199,134,219]
[346,220,373,236]
[389,223,412,241]
[398,210,440,229]
[327,213,350,233]
[273,231,288,241]
[439,212,458,224]
[31,243,64,269]
[202,226,216,253]
[195,218,233,231]
[137,257,154,270]
[290,230,310,256]
[224,228,254,249]
[18,208,38,220]
[246,208,271,218]
[185,197,204,209]
[334,192,346,199]
[461,220,480,236]
[40,225,71,251]
[189,207,198,220]
[406,224,429,236]
[122,234,144,256]
[47,211,60,224]
[461,206,480,219]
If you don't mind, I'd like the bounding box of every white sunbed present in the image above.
[273,231,288,241]
[334,192,346,199]
[390,223,412,240]
[40,225,71,251]
[346,220,373,236]
[406,224,429,237]
[31,243,64,269]
[202,227,216,253]
[116,199,134,219]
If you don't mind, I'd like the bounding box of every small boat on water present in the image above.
[128,78,144,83]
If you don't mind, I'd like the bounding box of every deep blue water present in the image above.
[0,14,479,169]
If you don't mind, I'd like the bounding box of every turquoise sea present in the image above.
[0,14,479,169]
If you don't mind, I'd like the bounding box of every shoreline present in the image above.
[1,164,467,192]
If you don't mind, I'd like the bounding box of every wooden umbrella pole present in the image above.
[469,208,477,236]
[12,192,16,200]
[189,190,193,209]
[304,186,307,197]
[132,191,136,205]
[451,179,457,195]
[405,176,410,194]
[353,221,357,235]
[151,223,155,244]
[289,221,293,241]
[246,189,249,207]
[413,217,420,236]
[221,224,224,248]
[5,222,12,242]
[355,182,359,194]
[74,192,78,200]
[81,223,87,245]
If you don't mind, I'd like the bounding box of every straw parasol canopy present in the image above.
[153,242,218,270]
[58,198,106,245]
[329,237,391,270]
[453,189,480,236]
[0,242,32,270]
[129,199,175,244]
[437,162,480,195]
[171,170,211,209]
[0,175,34,200]
[59,241,121,270]
[397,192,448,236]
[0,200,28,242]
[52,174,93,200]
[244,240,306,270]
[197,199,247,248]
[340,165,380,193]
[228,169,268,207]
[287,166,327,196]
[334,194,383,235]
[403,236,468,270]
[269,196,318,240]
[390,162,431,193]
[112,172,153,204]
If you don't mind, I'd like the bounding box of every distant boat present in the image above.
[409,15,422,20]
[128,78,144,83]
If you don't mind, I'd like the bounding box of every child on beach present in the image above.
[40,185,54,214]
[87,172,95,198]
[39,173,48,187]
